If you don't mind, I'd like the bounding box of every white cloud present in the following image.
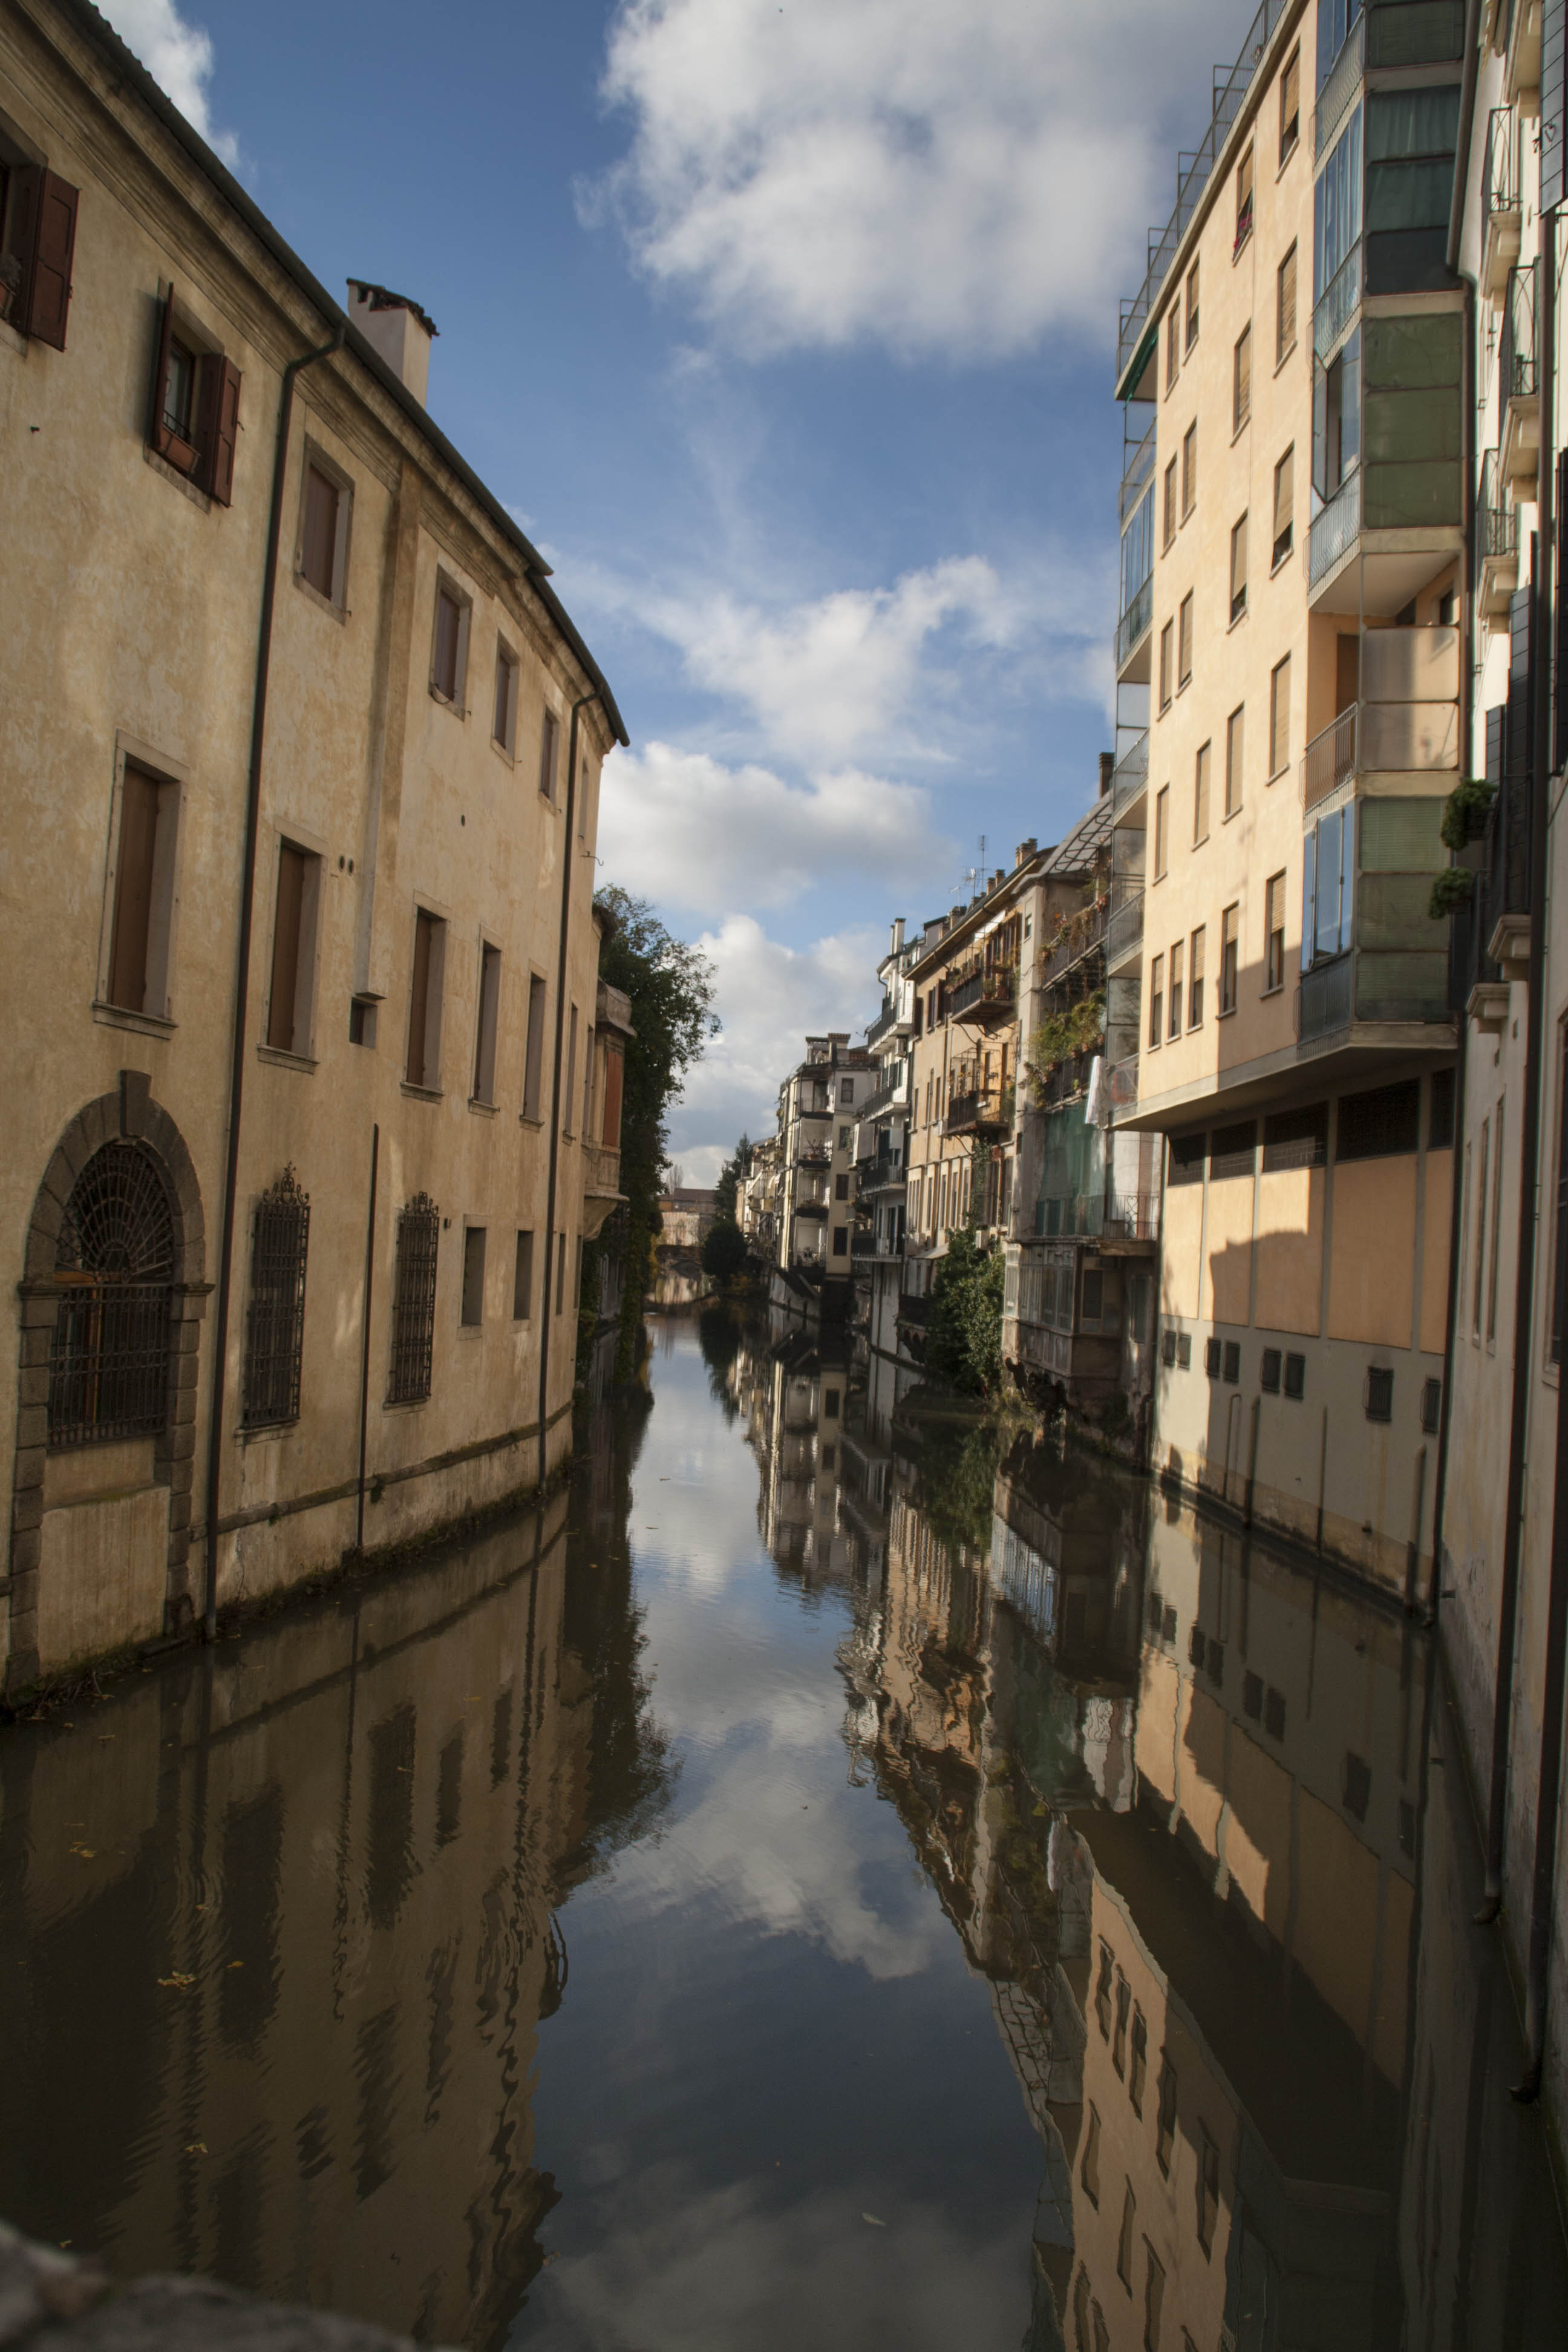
[664,916,885,1181]
[104,1,237,164]
[594,0,1243,359]
[599,742,952,919]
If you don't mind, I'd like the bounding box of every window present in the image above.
[1264,872,1286,991]
[1177,593,1193,688]
[1261,1347,1282,1393]
[1344,1751,1372,1821]
[1223,1339,1241,1382]
[150,294,241,503]
[47,1142,175,1451]
[1163,457,1178,549]
[1184,262,1199,350]
[835,1172,849,1200]
[1206,1337,1222,1379]
[1276,243,1298,363]
[1169,1132,1204,1187]
[1431,1067,1456,1150]
[1081,2104,1102,2206]
[430,578,470,709]
[1154,786,1169,878]
[1220,904,1239,1013]
[492,641,519,755]
[840,1077,855,1106]
[388,1193,439,1403]
[1225,705,1244,817]
[1095,1943,1114,2038]
[1269,657,1291,779]
[1230,515,1247,623]
[298,457,350,603]
[105,758,180,1021]
[1144,2246,1165,2351]
[1197,2126,1220,2255]
[1236,145,1255,250]
[1166,306,1180,393]
[1181,422,1197,519]
[564,1004,579,1132]
[1189,926,1206,1026]
[0,152,78,348]
[1168,940,1184,1039]
[831,1225,848,1256]
[583,1023,597,1136]
[1272,446,1295,566]
[523,974,547,1121]
[1284,1351,1306,1399]
[242,1168,309,1426]
[1194,743,1211,842]
[1149,955,1165,1047]
[1265,1687,1287,1740]
[1212,1122,1255,1181]
[1280,45,1301,163]
[1156,2060,1178,2175]
[1488,1098,1506,1344]
[1339,1079,1420,1161]
[513,1230,534,1320]
[405,909,446,1091]
[1129,2007,1148,2114]
[1421,1376,1442,1434]
[838,1123,852,1148]
[1158,620,1174,710]
[1118,2181,1137,2287]
[461,1227,486,1327]
[265,840,321,1057]
[1555,1031,1568,1365]
[1363,1363,1393,1422]
[472,942,501,1105]
[1244,1668,1264,1720]
[1161,1328,1177,1367]
[1233,324,1252,431]
[1178,1333,1192,1368]
[538,707,560,803]
[556,1230,567,1316]
[349,998,377,1049]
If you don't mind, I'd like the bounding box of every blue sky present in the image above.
[109,0,1246,1180]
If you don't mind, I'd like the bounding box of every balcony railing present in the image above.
[1301,630,1461,811]
[1114,574,1152,671]
[794,1199,829,1221]
[859,1152,906,1194]
[1111,730,1149,823]
[948,965,1018,1022]
[1309,468,1360,588]
[1501,260,1538,403]
[945,1088,1010,1137]
[794,1139,831,1167]
[1302,705,1357,812]
[1299,946,1451,1042]
[1106,891,1145,969]
[1105,1192,1159,1241]
[1120,415,1157,524]
[1480,764,1532,961]
[585,1143,622,1195]
[858,1068,907,1120]
[866,998,907,1050]
[1312,237,1361,365]
[1483,105,1521,241]
[897,1290,932,1328]
[1314,10,1364,158]
[1040,903,1108,988]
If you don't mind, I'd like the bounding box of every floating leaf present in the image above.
[158,1973,195,1989]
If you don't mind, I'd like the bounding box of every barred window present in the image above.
[1365,1365,1394,1422]
[242,1168,310,1426]
[1338,1079,1420,1161]
[1169,1131,1206,1186]
[48,1141,175,1450]
[1205,1338,1222,1379]
[1261,1347,1282,1391]
[1263,1102,1328,1171]
[1210,1122,1258,1181]
[1223,1340,1241,1383]
[1284,1351,1307,1399]
[388,1193,439,1403]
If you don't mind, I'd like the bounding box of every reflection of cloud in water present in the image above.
[537,2162,1027,2351]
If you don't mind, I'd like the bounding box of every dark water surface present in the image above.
[2,1312,1564,2348]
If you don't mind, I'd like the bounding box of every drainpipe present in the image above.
[1515,207,1563,2102]
[537,692,599,1495]
[1478,220,1555,1918]
[202,325,344,1642]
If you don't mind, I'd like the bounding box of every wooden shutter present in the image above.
[1273,446,1294,555]
[407,909,434,1086]
[149,287,175,455]
[109,767,160,1012]
[202,357,242,505]
[1234,326,1250,426]
[267,844,306,1052]
[22,168,78,348]
[1278,247,1296,360]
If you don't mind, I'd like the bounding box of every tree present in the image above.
[713,1133,753,1228]
[702,1218,751,1284]
[592,889,720,1380]
[927,1227,1005,1397]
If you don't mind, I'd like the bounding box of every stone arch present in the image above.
[8,1071,207,1693]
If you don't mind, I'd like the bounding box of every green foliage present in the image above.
[1429,865,1475,919]
[702,1218,751,1282]
[927,1228,1006,1396]
[594,888,720,1380]
[1028,992,1105,1098]
[1441,778,1494,852]
[713,1133,752,1227]
[909,1413,1007,1555]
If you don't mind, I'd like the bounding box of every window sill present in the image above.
[428,687,468,719]
[1222,803,1243,824]
[1194,830,1209,848]
[1176,676,1192,697]
[0,315,26,360]
[1260,982,1285,998]
[489,735,516,769]
[382,1394,430,1416]
[1227,603,1249,635]
[1231,413,1250,445]
[92,1000,175,1040]
[294,569,348,624]
[1217,1005,1238,1020]
[1181,504,1196,529]
[144,442,212,511]
[256,1044,317,1073]
[400,1081,442,1102]
[456,1322,483,1342]
[1270,543,1295,577]
[1274,338,1298,377]
[1233,226,1253,266]
[468,1096,499,1117]
[238,1419,294,1446]
[1266,763,1289,788]
[518,1112,544,1130]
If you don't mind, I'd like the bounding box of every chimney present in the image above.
[891,916,906,953]
[1014,837,1036,867]
[347,281,438,405]
[1099,750,1115,799]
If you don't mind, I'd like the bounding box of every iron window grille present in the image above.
[1210,1122,1258,1181]
[1205,1338,1223,1379]
[388,1192,439,1403]
[1169,1132,1207,1186]
[48,1140,174,1449]
[1223,1340,1241,1383]
[1161,1328,1178,1367]
[1261,1347,1282,1392]
[1284,1351,1307,1399]
[243,1167,310,1426]
[1206,1641,1224,1685]
[1420,1376,1442,1434]
[1178,1333,1192,1368]
[1365,1364,1394,1422]
[1337,1079,1420,1162]
[1263,1102,1328,1171]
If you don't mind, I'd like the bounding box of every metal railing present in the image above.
[1299,954,1354,1041]
[1040,904,1108,988]
[794,1139,831,1167]
[1501,260,1538,402]
[1104,1193,1159,1241]
[857,1068,907,1120]
[1481,762,1532,953]
[1111,730,1149,822]
[1301,705,1357,811]
[1120,416,1157,524]
[1314,10,1364,158]
[897,1290,932,1328]
[1309,469,1360,587]
[1106,892,1145,967]
[1313,237,1362,364]
[866,999,904,1049]
[1117,0,1289,383]
[945,1088,1010,1137]
[1478,447,1518,571]
[1483,106,1520,239]
[948,965,1017,1022]
[1114,574,1153,670]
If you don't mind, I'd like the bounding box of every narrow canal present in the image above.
[2,1312,1564,2349]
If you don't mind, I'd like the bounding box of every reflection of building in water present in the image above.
[847,1425,1430,2348]
[745,1321,861,1599]
[0,1400,667,2349]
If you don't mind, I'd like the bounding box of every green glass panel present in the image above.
[1364,385,1462,463]
[1364,458,1463,526]
[1354,949,1450,1020]
[1364,310,1463,389]
[1357,872,1444,946]
[1368,157,1458,233]
[1359,798,1445,872]
[1365,1,1465,68]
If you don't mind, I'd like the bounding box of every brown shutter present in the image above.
[23,169,77,348]
[267,844,306,1052]
[407,910,434,1086]
[109,767,160,1012]
[204,357,241,505]
[150,287,175,455]
[1278,247,1296,359]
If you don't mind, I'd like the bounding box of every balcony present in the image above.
[1313,237,1361,367]
[948,964,1018,1027]
[866,998,909,1050]
[858,1066,909,1120]
[1309,468,1361,593]
[1114,573,1152,681]
[1105,889,1145,974]
[1313,10,1363,158]
[794,1139,831,1168]
[1477,448,1520,618]
[1111,730,1149,826]
[896,1290,932,1330]
[945,1087,1011,1138]
[797,1102,833,1122]
[1120,415,1157,524]
[1104,1192,1158,1243]
[1299,628,1460,817]
[858,1153,906,1196]
[1040,901,1108,988]
[1299,949,1451,1043]
[1482,108,1523,296]
[1501,262,1539,485]
[794,1198,829,1221]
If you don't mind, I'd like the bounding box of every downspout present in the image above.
[1478,211,1555,1915]
[201,325,344,1641]
[537,693,599,1495]
[1517,208,1563,2102]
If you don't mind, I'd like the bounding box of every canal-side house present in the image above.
[1003,775,1162,1451]
[739,1133,782,1253]
[0,0,626,1693]
[853,916,923,1374]
[769,1033,874,1324]
[1107,0,1461,1595]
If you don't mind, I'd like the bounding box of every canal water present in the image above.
[2,1311,1564,2349]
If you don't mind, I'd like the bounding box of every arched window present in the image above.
[49,1142,175,1449]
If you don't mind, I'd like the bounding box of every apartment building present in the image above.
[1109,0,1464,1592]
[852,917,923,1369]
[1004,779,1163,1445]
[769,1033,873,1322]
[0,0,626,1690]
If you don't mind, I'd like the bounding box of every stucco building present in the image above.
[0,0,626,1691]
[768,1033,873,1324]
